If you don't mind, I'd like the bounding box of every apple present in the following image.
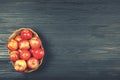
[27,57,39,69]
[15,35,22,42]
[7,39,18,50]
[30,49,34,54]
[29,37,42,49]
[14,60,27,72]
[32,48,44,59]
[19,50,31,60]
[21,29,33,39]
[9,51,19,61]
[19,40,30,49]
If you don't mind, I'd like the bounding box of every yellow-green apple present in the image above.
[29,37,42,49]
[15,35,22,42]
[14,60,27,72]
[9,51,19,62]
[7,39,18,51]
[19,40,30,49]
[27,57,39,69]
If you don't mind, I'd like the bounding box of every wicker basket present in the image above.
[7,28,44,73]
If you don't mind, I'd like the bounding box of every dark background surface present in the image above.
[1,0,120,80]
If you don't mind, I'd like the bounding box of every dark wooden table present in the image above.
[1,0,120,80]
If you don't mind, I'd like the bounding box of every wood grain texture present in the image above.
[0,0,120,80]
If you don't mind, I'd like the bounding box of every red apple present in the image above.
[9,51,19,61]
[30,49,34,54]
[19,50,31,60]
[27,57,39,69]
[7,39,18,50]
[19,40,30,49]
[29,37,42,49]
[14,60,27,72]
[15,35,22,42]
[32,48,44,59]
[21,29,33,39]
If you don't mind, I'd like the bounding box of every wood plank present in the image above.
[1,0,120,80]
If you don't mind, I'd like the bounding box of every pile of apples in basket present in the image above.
[7,28,44,73]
